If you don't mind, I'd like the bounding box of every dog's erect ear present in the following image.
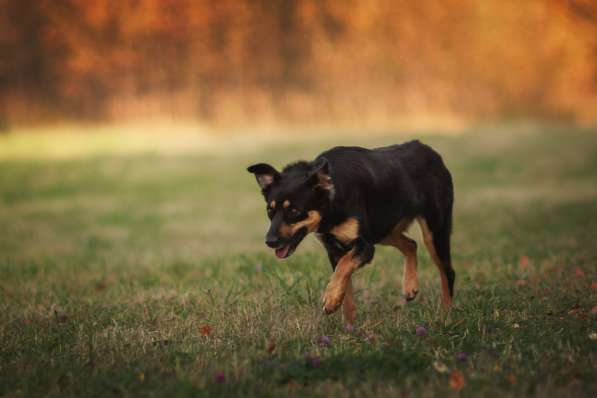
[308,158,334,199]
[247,163,280,190]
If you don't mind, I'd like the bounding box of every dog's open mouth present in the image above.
[273,228,307,259]
[275,244,294,259]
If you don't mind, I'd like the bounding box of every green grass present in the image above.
[1,124,596,397]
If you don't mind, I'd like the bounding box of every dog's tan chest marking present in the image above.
[283,200,290,208]
[330,218,359,244]
[279,210,322,237]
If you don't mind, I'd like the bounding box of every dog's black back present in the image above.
[248,139,455,298]
[318,142,452,241]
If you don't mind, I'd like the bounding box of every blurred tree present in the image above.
[0,0,595,127]
[0,0,69,123]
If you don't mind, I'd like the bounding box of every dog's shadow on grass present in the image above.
[222,344,427,389]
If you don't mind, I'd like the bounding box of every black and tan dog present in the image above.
[247,140,454,326]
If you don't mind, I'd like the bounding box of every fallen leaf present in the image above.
[266,340,276,354]
[507,373,517,385]
[575,267,585,277]
[591,306,597,315]
[568,304,585,319]
[449,369,465,391]
[591,282,597,290]
[519,255,530,270]
[516,279,528,286]
[199,325,212,337]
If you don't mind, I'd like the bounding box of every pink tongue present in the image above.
[275,245,290,258]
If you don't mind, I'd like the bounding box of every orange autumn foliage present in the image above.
[0,0,596,128]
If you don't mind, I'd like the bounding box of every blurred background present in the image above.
[1,0,596,131]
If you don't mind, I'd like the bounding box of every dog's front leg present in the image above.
[342,278,356,326]
[322,250,357,315]
[322,239,374,315]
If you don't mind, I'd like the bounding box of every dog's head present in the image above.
[247,158,334,259]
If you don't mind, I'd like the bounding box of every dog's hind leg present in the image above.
[417,217,455,307]
[381,221,419,302]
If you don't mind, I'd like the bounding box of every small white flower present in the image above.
[513,323,520,329]
[589,332,597,340]
[433,361,449,373]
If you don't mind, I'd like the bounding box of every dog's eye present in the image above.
[286,207,302,221]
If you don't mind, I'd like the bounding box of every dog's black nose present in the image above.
[265,238,280,248]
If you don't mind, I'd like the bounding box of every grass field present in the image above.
[1,124,596,397]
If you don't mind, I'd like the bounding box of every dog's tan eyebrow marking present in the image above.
[330,218,359,244]
[270,200,276,209]
[279,211,322,238]
[290,210,321,233]
[283,200,290,208]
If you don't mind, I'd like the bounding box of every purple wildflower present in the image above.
[455,352,469,362]
[215,372,225,383]
[345,324,355,333]
[415,325,427,336]
[318,335,331,346]
[305,354,321,368]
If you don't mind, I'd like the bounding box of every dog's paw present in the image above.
[322,278,346,315]
[402,274,419,302]
[403,288,419,302]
